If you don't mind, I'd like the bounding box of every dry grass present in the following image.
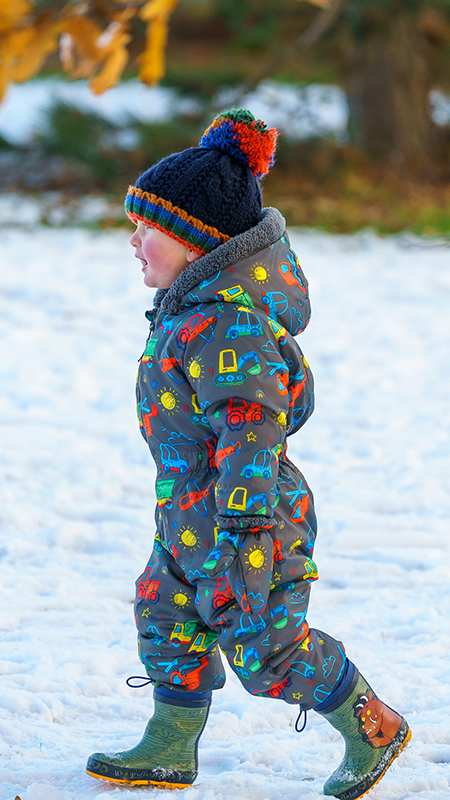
[263,144,450,234]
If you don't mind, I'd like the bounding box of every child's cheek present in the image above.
[143,239,160,267]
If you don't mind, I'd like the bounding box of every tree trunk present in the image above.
[345,11,435,174]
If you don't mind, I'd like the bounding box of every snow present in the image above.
[1,78,449,148]
[430,90,450,127]
[0,193,123,227]
[1,222,450,799]
[0,79,199,146]
[0,78,348,146]
[216,81,349,141]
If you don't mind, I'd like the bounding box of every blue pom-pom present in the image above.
[200,109,277,178]
[200,119,249,166]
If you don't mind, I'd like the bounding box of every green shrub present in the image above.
[35,101,203,191]
[37,101,123,186]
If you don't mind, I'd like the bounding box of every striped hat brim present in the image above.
[125,186,230,255]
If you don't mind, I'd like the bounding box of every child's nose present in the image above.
[129,228,140,247]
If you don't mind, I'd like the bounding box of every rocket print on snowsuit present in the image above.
[134,208,346,710]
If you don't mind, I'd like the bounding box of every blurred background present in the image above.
[1,0,450,234]
[2,6,450,797]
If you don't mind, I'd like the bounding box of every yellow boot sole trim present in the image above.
[352,727,412,800]
[86,769,191,789]
[86,728,411,794]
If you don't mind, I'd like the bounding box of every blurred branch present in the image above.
[208,0,346,115]
[419,6,450,42]
[296,0,347,49]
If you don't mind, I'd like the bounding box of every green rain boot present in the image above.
[86,686,211,788]
[318,670,411,800]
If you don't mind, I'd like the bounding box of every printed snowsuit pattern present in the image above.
[135,208,346,709]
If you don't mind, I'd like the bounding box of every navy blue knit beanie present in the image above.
[125,108,277,255]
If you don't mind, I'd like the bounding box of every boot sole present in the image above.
[333,723,411,800]
[86,769,191,789]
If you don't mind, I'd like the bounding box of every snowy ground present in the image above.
[0,79,348,146]
[1,77,449,147]
[1,222,449,800]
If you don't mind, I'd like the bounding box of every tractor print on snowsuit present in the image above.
[134,213,347,709]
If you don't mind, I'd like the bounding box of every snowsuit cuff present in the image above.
[154,684,212,707]
[314,660,357,713]
[214,515,276,531]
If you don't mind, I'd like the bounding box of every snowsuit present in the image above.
[134,208,346,709]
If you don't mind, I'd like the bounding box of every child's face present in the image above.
[130,222,199,289]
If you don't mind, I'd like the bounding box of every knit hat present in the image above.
[125,108,277,256]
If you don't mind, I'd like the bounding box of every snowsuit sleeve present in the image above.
[181,304,313,614]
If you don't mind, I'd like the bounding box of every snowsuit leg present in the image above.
[135,535,226,693]
[135,522,345,708]
[195,552,346,710]
[192,463,346,709]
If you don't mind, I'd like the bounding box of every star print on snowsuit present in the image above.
[134,208,346,709]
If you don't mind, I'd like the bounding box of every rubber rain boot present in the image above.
[318,670,411,800]
[86,686,211,788]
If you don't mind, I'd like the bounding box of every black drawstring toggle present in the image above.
[295,705,308,733]
[126,675,154,689]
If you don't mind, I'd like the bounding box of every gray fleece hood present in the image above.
[152,208,311,337]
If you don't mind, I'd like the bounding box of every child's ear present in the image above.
[187,250,201,263]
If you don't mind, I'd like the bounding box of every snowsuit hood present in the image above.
[151,208,310,339]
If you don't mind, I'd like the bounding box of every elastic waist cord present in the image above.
[126,675,212,707]
[313,659,356,713]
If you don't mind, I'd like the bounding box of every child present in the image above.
[86,109,410,798]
